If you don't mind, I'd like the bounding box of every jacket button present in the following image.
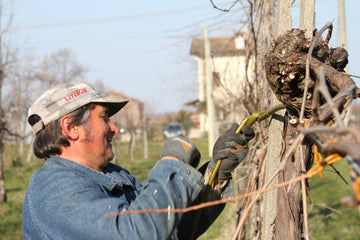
[186,170,191,174]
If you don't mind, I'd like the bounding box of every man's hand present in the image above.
[160,137,201,168]
[208,123,255,179]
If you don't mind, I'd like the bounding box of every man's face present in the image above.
[80,104,119,171]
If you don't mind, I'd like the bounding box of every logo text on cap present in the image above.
[65,88,90,101]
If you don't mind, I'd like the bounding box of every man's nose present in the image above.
[108,119,119,135]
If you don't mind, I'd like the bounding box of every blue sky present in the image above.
[8,0,360,114]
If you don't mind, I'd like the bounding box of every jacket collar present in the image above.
[44,156,135,191]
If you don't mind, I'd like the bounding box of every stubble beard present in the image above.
[83,124,115,162]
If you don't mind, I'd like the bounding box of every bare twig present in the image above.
[237,145,268,238]
[311,81,320,123]
[318,66,345,127]
[299,126,360,145]
[299,145,310,240]
[103,172,308,218]
[299,22,333,121]
[348,73,360,79]
[323,24,333,45]
[312,203,342,214]
[210,0,238,12]
[328,165,349,184]
[0,127,30,139]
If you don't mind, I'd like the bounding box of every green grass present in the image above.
[307,160,360,240]
[0,145,43,240]
[0,139,359,239]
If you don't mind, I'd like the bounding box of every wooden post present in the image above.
[204,27,218,157]
[298,1,315,238]
[260,0,290,239]
[299,0,315,38]
[338,0,347,73]
[338,0,347,49]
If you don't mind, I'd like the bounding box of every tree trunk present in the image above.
[26,137,34,163]
[0,4,6,203]
[0,74,6,203]
[0,140,6,203]
[141,104,148,160]
[128,101,135,162]
[274,116,308,239]
[129,130,135,162]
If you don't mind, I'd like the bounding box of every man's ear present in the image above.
[60,115,79,140]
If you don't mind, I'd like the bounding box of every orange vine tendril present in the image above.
[312,145,324,178]
[304,120,343,178]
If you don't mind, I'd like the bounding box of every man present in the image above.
[23,82,254,239]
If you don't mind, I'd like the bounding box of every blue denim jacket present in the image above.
[23,156,207,240]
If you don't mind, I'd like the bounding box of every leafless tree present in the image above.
[91,79,110,96]
[0,0,19,203]
[36,48,88,88]
[3,58,37,152]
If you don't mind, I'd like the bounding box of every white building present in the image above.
[190,30,254,133]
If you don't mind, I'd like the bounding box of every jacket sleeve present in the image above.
[23,159,204,240]
[176,161,234,239]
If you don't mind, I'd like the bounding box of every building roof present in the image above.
[190,32,246,58]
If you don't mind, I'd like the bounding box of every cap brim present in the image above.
[91,98,129,117]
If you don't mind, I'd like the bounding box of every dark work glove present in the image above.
[208,123,255,179]
[160,136,201,168]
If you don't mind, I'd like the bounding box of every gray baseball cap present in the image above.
[28,82,129,134]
